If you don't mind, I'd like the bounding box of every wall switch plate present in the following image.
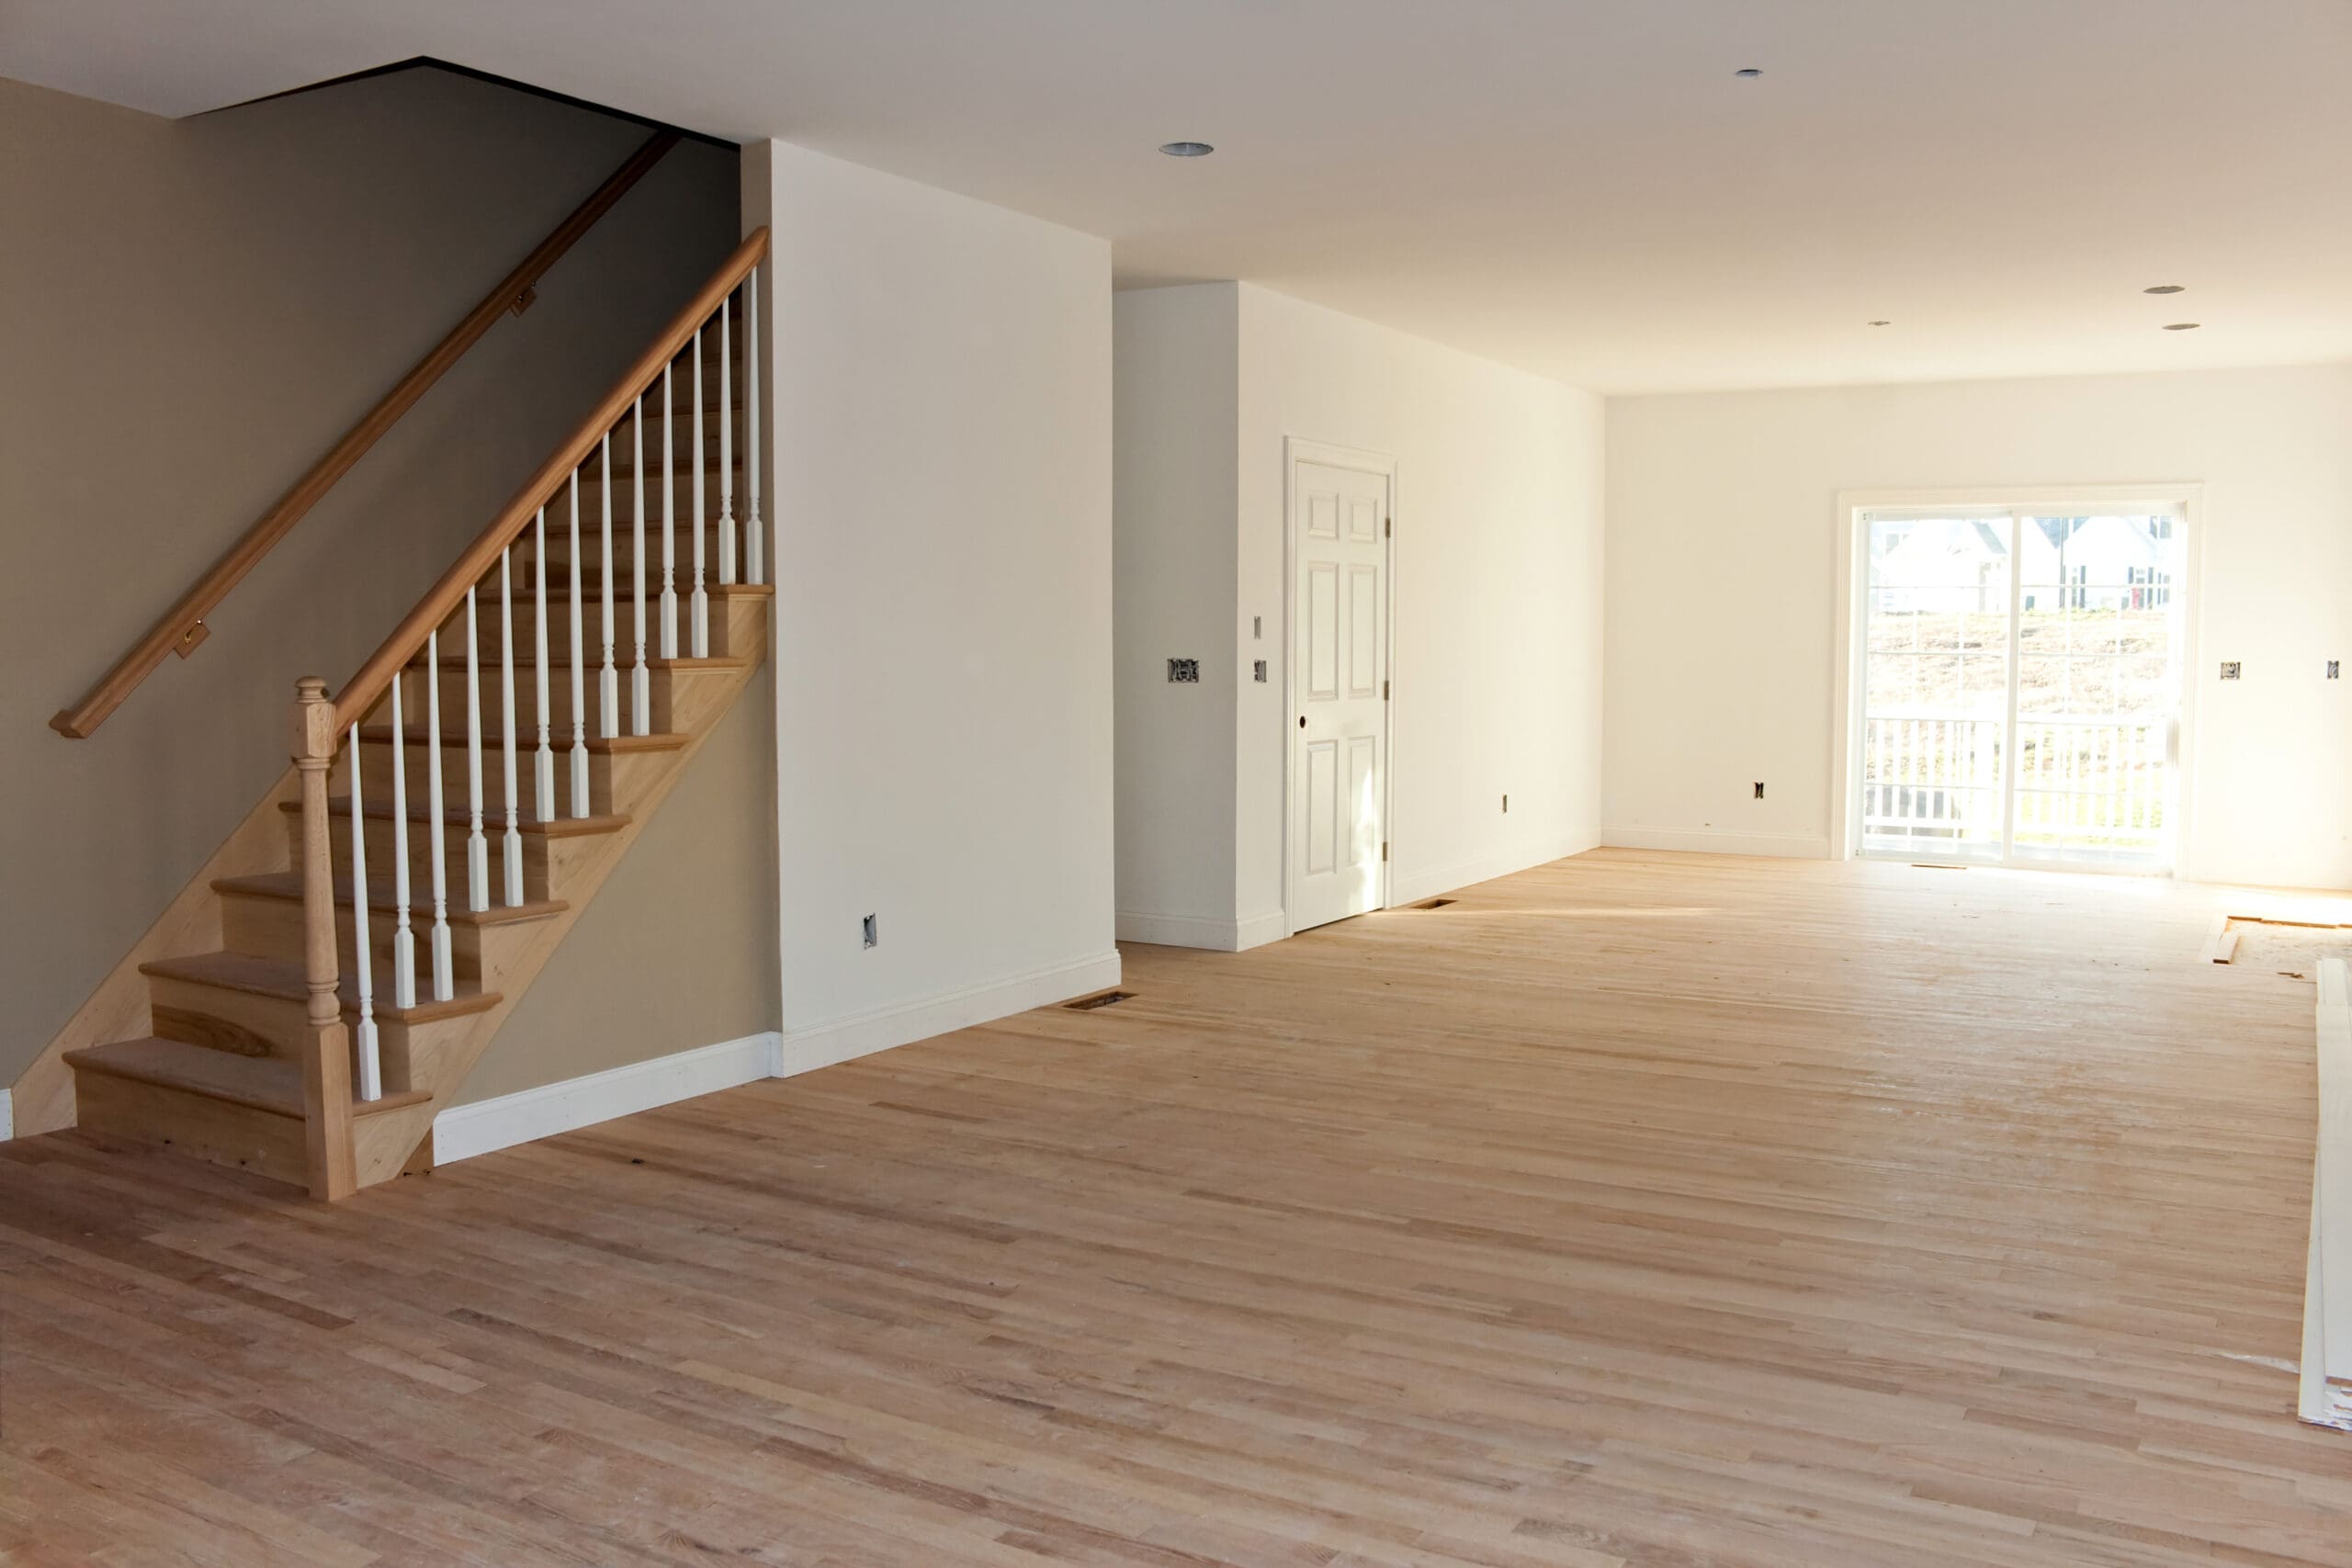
[1253,660,1267,682]
[1754,782,1765,799]
[1168,658,1200,682]
[2221,661,2241,681]
[1252,615,1262,639]
[861,914,877,949]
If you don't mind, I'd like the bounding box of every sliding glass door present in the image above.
[1858,506,2184,871]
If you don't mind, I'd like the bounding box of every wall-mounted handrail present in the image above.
[328,226,769,734]
[49,130,683,740]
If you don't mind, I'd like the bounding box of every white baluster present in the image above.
[599,433,618,739]
[347,728,381,1101]
[691,329,709,658]
[533,507,554,820]
[632,395,650,736]
[746,262,763,588]
[569,469,590,818]
[464,588,488,912]
[389,671,415,1010]
[661,363,678,659]
[718,295,736,587]
[425,629,453,1002]
[500,547,524,908]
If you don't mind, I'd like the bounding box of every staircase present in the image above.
[62,229,773,1199]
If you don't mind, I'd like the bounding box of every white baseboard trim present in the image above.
[1601,826,1831,860]
[433,948,1125,1166]
[1117,909,1286,952]
[1390,832,1595,908]
[777,949,1123,1077]
[1233,909,1286,951]
[435,1031,779,1165]
[0,1088,13,1143]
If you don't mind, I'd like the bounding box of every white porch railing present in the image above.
[1862,712,2167,856]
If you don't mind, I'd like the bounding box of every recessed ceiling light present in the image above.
[2163,321,2201,331]
[1734,67,1762,78]
[1159,141,1214,157]
[2144,284,2186,295]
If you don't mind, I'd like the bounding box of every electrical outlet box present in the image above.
[2221,661,2241,681]
[1754,782,1765,799]
[1253,660,1268,682]
[1252,615,1262,639]
[2330,660,2340,681]
[861,914,877,949]
[1168,658,1200,683]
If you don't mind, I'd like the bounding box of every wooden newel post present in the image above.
[293,677,358,1200]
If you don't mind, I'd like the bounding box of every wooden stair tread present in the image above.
[68,1038,431,1120]
[405,653,749,672]
[355,724,688,755]
[140,951,501,1024]
[464,580,775,597]
[211,872,568,926]
[277,796,630,838]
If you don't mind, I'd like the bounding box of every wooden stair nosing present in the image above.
[403,653,749,674]
[277,796,631,839]
[68,1038,432,1120]
[354,724,689,756]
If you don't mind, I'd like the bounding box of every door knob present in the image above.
[1298,716,1306,728]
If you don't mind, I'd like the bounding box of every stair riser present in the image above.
[74,1071,311,1186]
[350,735,668,820]
[370,664,741,748]
[518,534,750,582]
[145,970,487,1101]
[429,592,766,660]
[218,887,530,987]
[296,810,552,906]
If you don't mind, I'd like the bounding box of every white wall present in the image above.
[746,141,1118,1047]
[1235,284,1607,920]
[1606,364,2352,887]
[1114,285,1239,943]
[1113,282,1605,944]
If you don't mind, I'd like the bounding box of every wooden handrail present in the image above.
[329,227,771,734]
[50,130,684,740]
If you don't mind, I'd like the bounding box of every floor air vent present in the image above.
[1066,990,1135,1011]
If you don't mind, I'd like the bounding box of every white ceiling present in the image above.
[10,0,2350,394]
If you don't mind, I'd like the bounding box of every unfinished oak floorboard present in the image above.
[5,849,2348,1565]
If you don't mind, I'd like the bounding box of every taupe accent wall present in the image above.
[1,70,779,1100]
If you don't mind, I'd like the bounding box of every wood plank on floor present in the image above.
[4,848,2347,1566]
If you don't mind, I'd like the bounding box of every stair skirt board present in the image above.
[434,949,1122,1164]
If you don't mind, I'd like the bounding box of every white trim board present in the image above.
[434,949,1121,1165]
[1602,827,1831,860]
[2303,957,2352,1430]
[1116,910,1285,953]
[0,1088,13,1142]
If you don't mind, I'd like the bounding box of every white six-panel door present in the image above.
[1290,454,1392,931]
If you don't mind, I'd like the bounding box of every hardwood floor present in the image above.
[6,849,2348,1566]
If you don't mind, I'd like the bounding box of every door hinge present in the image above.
[1382,840,1389,862]
[1385,516,1393,538]
[1383,679,1390,700]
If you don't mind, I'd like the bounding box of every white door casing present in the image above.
[1287,444,1394,931]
